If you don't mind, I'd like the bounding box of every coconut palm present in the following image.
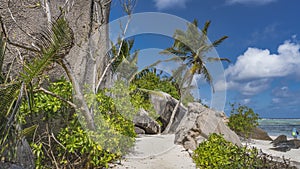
[161,19,230,133]
[110,38,139,80]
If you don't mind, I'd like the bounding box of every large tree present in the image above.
[161,20,230,133]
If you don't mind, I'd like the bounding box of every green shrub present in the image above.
[193,133,261,169]
[193,133,296,169]
[20,78,137,168]
[132,70,180,100]
[228,104,260,138]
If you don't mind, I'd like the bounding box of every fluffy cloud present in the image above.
[216,78,271,95]
[226,41,300,80]
[216,40,300,95]
[153,0,190,10]
[226,0,277,5]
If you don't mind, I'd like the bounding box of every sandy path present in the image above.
[113,134,196,169]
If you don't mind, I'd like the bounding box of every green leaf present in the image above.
[21,17,74,83]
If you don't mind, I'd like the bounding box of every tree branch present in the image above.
[60,58,96,130]
[34,87,77,109]
[44,0,52,25]
[95,15,132,93]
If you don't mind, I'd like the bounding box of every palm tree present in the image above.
[161,19,230,133]
[111,38,139,80]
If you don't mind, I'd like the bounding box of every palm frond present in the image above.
[21,17,74,83]
[159,47,188,57]
[20,124,38,138]
[207,57,231,63]
[202,20,211,36]
[0,82,21,115]
[192,19,198,27]
[128,39,135,51]
[201,65,214,92]
[211,36,228,48]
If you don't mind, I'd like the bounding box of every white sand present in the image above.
[113,135,300,169]
[242,137,300,168]
[113,134,196,169]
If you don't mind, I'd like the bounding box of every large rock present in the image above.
[134,127,146,135]
[0,138,34,169]
[150,92,187,133]
[133,109,161,134]
[0,163,24,169]
[272,135,287,147]
[271,135,300,152]
[288,139,300,149]
[249,127,273,141]
[175,102,241,151]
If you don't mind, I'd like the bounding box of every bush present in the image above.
[192,133,296,169]
[20,78,137,168]
[193,133,261,169]
[228,104,260,138]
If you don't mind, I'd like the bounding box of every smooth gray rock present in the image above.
[272,135,287,147]
[150,92,187,133]
[134,126,146,135]
[271,135,300,152]
[238,127,273,141]
[0,163,24,169]
[0,138,34,169]
[250,127,273,141]
[288,139,300,149]
[175,102,241,151]
[133,109,161,134]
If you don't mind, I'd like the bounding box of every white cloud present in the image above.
[242,98,251,104]
[216,39,300,95]
[153,0,190,10]
[226,0,277,5]
[226,40,300,80]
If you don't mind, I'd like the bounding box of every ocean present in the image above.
[258,118,300,138]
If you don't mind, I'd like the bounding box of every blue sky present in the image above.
[109,0,300,118]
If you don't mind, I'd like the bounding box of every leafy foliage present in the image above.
[0,17,74,164]
[132,68,180,100]
[228,104,260,138]
[193,133,296,169]
[160,19,230,91]
[20,78,136,168]
[21,17,74,84]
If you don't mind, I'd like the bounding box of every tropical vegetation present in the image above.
[193,133,296,169]
[228,103,260,139]
[160,19,230,133]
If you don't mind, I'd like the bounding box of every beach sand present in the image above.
[113,134,299,169]
[242,137,300,168]
[113,134,196,169]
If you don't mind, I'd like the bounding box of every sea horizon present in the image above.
[258,118,300,137]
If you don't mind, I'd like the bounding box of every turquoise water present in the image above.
[258,119,300,137]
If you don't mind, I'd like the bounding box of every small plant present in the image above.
[228,104,260,138]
